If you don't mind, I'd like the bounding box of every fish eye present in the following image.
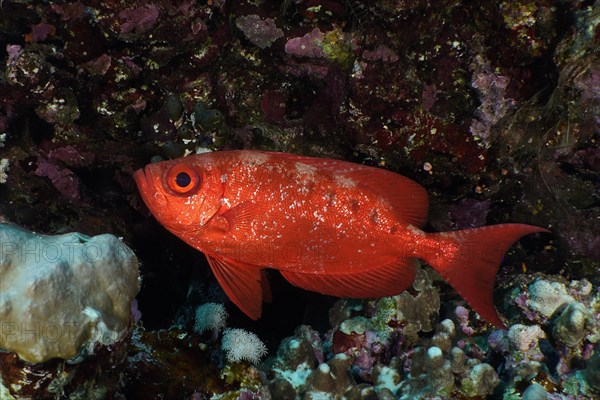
[166,164,200,195]
[175,172,191,188]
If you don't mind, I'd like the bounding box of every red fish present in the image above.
[134,150,548,328]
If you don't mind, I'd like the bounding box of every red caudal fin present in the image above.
[422,224,549,329]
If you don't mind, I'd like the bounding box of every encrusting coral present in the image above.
[0,223,140,399]
[0,223,139,363]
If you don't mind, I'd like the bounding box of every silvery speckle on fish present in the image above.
[134,150,549,328]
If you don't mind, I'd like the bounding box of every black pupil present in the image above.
[175,172,191,187]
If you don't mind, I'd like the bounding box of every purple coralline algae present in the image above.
[362,45,399,63]
[469,55,516,145]
[117,4,160,36]
[236,14,284,49]
[34,156,82,201]
[285,28,326,59]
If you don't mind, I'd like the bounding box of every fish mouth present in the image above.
[133,166,166,208]
[133,166,197,233]
[133,168,149,195]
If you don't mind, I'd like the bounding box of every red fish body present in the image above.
[134,150,548,328]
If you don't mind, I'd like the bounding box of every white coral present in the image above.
[527,279,574,317]
[221,328,267,364]
[193,302,228,335]
[508,324,546,351]
[0,158,9,184]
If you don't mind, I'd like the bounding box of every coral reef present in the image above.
[260,271,600,399]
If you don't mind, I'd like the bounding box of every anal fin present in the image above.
[280,258,417,299]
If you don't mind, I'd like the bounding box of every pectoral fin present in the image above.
[218,201,256,232]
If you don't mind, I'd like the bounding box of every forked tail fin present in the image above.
[422,224,549,329]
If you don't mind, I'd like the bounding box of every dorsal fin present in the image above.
[266,151,429,227]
